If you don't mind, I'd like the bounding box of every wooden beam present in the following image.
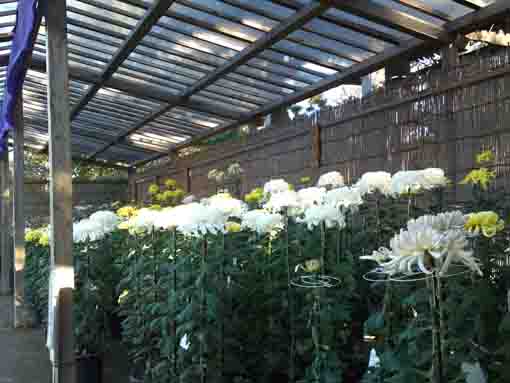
[136,0,510,167]
[394,0,452,22]
[452,0,481,10]
[70,0,176,120]
[0,147,10,296]
[86,0,333,160]
[12,94,26,328]
[46,0,75,381]
[331,0,445,40]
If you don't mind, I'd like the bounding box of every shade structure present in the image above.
[0,0,504,167]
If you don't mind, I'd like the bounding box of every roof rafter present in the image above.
[136,0,510,167]
[394,0,452,22]
[331,0,445,41]
[86,0,334,161]
[452,0,481,10]
[69,0,176,120]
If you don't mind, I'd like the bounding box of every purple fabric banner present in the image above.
[0,0,41,153]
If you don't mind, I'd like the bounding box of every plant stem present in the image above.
[430,271,445,383]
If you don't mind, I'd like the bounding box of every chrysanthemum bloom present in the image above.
[244,187,264,204]
[264,190,300,213]
[226,222,242,233]
[317,171,344,189]
[460,168,496,190]
[264,179,291,195]
[117,205,138,219]
[475,150,494,165]
[297,187,326,209]
[203,193,247,218]
[355,171,392,197]
[464,211,505,238]
[241,209,283,235]
[148,183,160,195]
[298,203,346,230]
[25,228,43,243]
[324,187,363,210]
[362,211,482,276]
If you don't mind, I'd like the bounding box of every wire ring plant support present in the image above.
[291,221,341,383]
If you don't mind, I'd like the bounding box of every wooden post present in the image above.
[46,0,75,382]
[12,93,26,327]
[128,167,136,202]
[0,147,11,296]
[186,168,192,193]
[311,123,321,168]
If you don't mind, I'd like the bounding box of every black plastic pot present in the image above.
[77,354,103,383]
[109,312,124,340]
[129,361,145,383]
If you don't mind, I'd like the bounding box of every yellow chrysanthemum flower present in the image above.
[38,232,50,247]
[476,150,494,165]
[460,168,496,190]
[164,179,177,189]
[300,176,311,184]
[25,229,43,243]
[465,211,505,238]
[244,188,264,204]
[304,259,321,273]
[226,222,241,233]
[118,221,131,231]
[148,184,160,195]
[117,205,138,218]
[118,290,129,305]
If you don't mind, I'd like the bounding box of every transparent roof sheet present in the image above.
[0,0,496,166]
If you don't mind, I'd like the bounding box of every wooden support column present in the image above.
[46,0,75,382]
[12,94,26,327]
[186,168,192,194]
[441,40,459,198]
[127,167,136,202]
[311,123,322,168]
[0,148,11,296]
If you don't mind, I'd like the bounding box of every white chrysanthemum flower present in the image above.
[439,229,481,276]
[363,211,481,276]
[407,211,466,233]
[360,247,393,264]
[89,210,119,233]
[317,171,344,188]
[264,190,300,213]
[297,187,326,209]
[174,203,228,236]
[73,219,106,243]
[203,193,247,218]
[241,209,284,234]
[128,208,160,233]
[297,203,345,230]
[324,186,363,209]
[355,171,392,196]
[381,225,444,275]
[180,334,191,350]
[420,168,448,190]
[390,170,423,195]
[182,195,196,204]
[264,179,291,195]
